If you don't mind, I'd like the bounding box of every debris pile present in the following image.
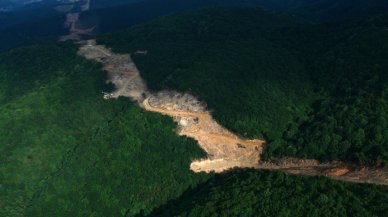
[149,91,206,112]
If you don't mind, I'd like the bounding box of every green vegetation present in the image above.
[26,100,209,217]
[149,170,388,217]
[266,22,388,164]
[99,7,388,164]
[98,7,318,141]
[251,0,388,22]
[0,14,66,52]
[2,6,388,217]
[0,43,208,216]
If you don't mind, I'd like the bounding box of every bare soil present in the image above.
[143,96,264,173]
[59,0,94,41]
[78,40,388,185]
[78,40,150,102]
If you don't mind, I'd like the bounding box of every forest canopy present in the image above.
[149,170,388,217]
[1,5,388,217]
[99,7,388,164]
[0,43,208,217]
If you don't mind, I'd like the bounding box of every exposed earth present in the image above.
[78,40,264,173]
[59,0,94,41]
[78,40,388,185]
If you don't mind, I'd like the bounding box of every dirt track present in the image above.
[77,40,388,185]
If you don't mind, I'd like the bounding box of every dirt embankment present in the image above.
[78,40,388,185]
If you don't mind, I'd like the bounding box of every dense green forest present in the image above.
[0,5,62,29]
[0,14,66,52]
[0,0,275,52]
[252,0,388,22]
[78,0,270,35]
[265,18,388,164]
[0,43,208,216]
[3,0,388,52]
[294,0,388,22]
[1,0,270,52]
[99,7,388,164]
[79,0,388,35]
[2,4,388,217]
[149,170,388,217]
[98,7,318,140]
[97,7,319,143]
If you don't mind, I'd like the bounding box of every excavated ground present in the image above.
[143,96,264,172]
[59,0,94,41]
[78,40,388,185]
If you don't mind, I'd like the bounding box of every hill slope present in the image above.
[149,170,388,217]
[98,7,318,140]
[98,7,388,164]
[266,16,388,163]
[3,0,388,52]
[1,6,388,217]
[0,43,208,217]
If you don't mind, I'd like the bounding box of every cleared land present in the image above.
[78,40,388,185]
[143,95,264,173]
[79,40,264,172]
[59,0,93,41]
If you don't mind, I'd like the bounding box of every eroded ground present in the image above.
[143,95,264,173]
[59,0,94,41]
[79,40,149,102]
[259,158,388,185]
[78,40,388,185]
[79,40,264,173]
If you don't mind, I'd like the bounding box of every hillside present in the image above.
[1,4,388,217]
[242,0,388,22]
[2,0,388,52]
[0,43,208,216]
[78,0,388,36]
[0,14,66,52]
[1,39,387,217]
[98,7,388,164]
[98,7,317,141]
[293,0,388,22]
[266,16,388,163]
[149,170,388,217]
[2,0,265,51]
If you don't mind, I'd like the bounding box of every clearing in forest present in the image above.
[78,40,388,185]
[78,40,265,173]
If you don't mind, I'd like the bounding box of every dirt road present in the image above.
[78,40,388,185]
